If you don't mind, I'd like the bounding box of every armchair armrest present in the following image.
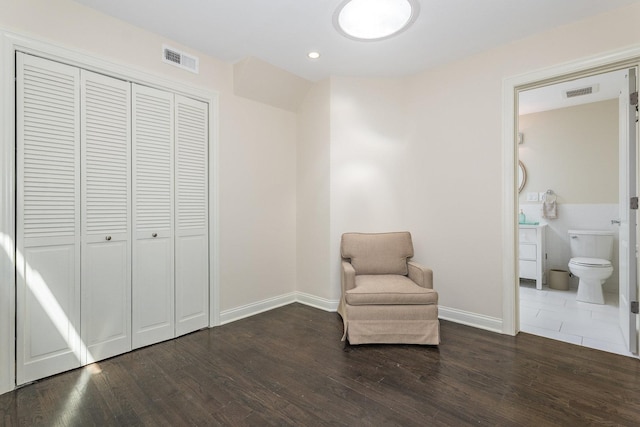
[407,261,433,289]
[341,261,356,292]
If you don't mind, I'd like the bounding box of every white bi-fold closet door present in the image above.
[16,53,83,385]
[173,95,210,337]
[131,85,175,349]
[81,68,132,365]
[16,53,209,385]
[131,86,210,348]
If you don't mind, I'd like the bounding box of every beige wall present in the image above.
[404,64,505,315]
[219,97,297,308]
[296,80,331,299]
[519,100,619,205]
[329,76,411,300]
[0,0,299,312]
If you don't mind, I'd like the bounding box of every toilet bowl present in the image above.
[567,229,614,305]
[568,257,613,304]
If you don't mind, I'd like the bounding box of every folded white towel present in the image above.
[542,199,557,219]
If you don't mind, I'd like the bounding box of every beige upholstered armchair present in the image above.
[338,232,440,345]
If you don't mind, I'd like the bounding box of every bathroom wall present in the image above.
[518,100,620,292]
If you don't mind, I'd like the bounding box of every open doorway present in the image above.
[516,68,638,357]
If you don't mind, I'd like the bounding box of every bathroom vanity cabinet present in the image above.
[519,224,547,290]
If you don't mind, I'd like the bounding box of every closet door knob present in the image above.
[152,233,158,238]
[105,236,112,241]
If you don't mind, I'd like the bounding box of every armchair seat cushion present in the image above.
[346,275,438,306]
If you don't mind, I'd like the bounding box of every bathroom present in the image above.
[517,69,635,357]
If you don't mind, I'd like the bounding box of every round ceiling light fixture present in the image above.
[334,0,419,41]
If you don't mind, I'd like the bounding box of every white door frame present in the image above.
[502,45,640,337]
[0,30,220,395]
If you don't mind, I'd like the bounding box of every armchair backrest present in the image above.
[341,232,414,275]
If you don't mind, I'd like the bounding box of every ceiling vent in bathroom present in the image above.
[162,45,199,74]
[563,84,599,99]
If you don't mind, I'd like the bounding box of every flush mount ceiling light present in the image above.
[334,0,419,41]
[308,51,321,59]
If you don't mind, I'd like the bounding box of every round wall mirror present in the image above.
[518,161,526,193]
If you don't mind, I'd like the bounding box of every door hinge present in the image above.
[632,91,639,106]
[632,301,639,314]
[631,196,639,210]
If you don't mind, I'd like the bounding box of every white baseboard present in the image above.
[219,294,503,336]
[219,292,297,325]
[438,305,503,333]
[219,292,340,325]
[295,292,339,312]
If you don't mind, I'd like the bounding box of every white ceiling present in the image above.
[74,0,640,82]
[519,69,630,115]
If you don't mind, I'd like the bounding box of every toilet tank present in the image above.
[568,229,614,260]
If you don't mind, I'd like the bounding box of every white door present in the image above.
[80,70,132,363]
[174,95,209,336]
[618,67,638,354]
[16,53,82,384]
[132,84,175,349]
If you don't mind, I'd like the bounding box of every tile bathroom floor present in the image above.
[519,279,637,358]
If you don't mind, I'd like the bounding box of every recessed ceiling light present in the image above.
[308,51,321,59]
[334,0,419,41]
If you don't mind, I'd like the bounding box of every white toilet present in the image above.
[567,229,614,304]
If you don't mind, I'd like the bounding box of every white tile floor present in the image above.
[519,280,637,358]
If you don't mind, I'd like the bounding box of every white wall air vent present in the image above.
[564,84,599,99]
[162,45,199,74]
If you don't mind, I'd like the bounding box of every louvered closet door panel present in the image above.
[132,84,175,349]
[81,70,131,363]
[16,53,81,384]
[175,95,209,336]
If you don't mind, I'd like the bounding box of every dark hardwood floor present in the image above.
[1,303,639,426]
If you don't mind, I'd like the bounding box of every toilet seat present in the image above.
[569,257,612,268]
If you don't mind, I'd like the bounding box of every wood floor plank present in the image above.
[1,303,639,426]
